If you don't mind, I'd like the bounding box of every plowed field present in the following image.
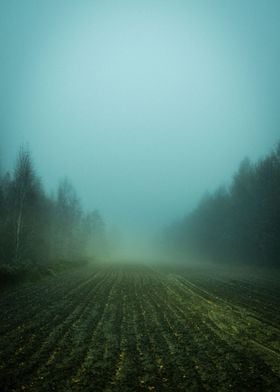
[0,265,279,391]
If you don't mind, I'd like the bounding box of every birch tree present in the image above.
[13,147,39,263]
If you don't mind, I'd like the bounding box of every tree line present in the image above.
[163,143,280,267]
[0,146,107,266]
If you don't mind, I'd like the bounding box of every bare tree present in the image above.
[13,147,37,263]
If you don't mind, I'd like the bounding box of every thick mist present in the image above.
[1,0,280,256]
[1,3,280,391]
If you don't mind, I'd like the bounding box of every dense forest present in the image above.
[0,147,107,270]
[163,142,280,267]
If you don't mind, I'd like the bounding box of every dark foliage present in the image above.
[163,142,280,267]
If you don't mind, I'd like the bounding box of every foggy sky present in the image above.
[1,0,280,240]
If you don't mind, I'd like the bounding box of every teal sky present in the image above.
[1,0,280,241]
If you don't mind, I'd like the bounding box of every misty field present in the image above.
[0,265,280,392]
